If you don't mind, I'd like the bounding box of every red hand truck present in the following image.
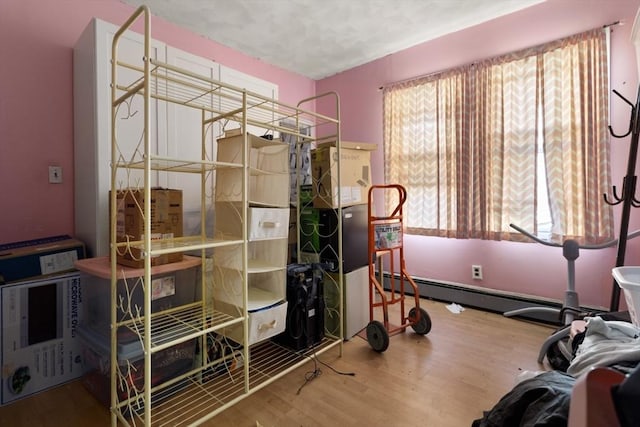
[365,184,431,352]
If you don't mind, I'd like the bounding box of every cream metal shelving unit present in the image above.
[107,5,343,426]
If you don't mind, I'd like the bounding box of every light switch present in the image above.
[49,166,63,184]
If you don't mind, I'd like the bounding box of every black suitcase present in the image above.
[275,263,325,351]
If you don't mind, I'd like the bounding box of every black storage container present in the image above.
[275,263,325,351]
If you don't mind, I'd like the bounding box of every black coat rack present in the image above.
[605,86,640,312]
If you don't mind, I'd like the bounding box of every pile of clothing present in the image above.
[472,317,640,427]
[568,317,640,377]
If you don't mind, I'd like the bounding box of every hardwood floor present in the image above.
[0,298,554,426]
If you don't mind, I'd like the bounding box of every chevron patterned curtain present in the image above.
[541,29,613,242]
[383,28,612,242]
[383,68,469,238]
[470,55,539,240]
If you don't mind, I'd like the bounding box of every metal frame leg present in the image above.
[537,325,571,363]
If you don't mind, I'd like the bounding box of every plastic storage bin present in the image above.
[78,325,196,408]
[612,266,640,326]
[77,257,201,337]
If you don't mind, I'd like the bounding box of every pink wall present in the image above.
[317,0,640,309]
[0,0,314,244]
[3,0,640,309]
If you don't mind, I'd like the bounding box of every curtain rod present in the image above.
[379,21,622,91]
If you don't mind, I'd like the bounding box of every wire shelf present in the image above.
[118,338,341,427]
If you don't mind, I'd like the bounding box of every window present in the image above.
[383,28,614,242]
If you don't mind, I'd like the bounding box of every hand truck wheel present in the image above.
[409,307,432,335]
[366,320,389,352]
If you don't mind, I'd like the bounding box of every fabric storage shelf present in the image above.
[215,169,290,207]
[212,268,286,310]
[248,208,289,240]
[216,131,289,173]
[215,132,290,207]
[213,239,288,272]
[218,300,288,346]
[214,204,289,242]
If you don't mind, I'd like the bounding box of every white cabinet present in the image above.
[219,65,279,137]
[166,46,220,232]
[73,18,167,257]
[73,20,279,257]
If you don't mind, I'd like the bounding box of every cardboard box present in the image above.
[1,272,84,405]
[114,188,183,268]
[311,141,376,209]
[0,235,85,284]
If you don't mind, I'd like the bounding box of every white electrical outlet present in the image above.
[472,264,483,280]
[49,166,63,184]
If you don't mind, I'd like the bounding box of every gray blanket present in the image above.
[567,316,640,377]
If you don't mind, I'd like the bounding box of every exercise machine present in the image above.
[504,224,639,365]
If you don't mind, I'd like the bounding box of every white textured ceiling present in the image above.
[121,0,545,80]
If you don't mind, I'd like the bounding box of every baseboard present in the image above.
[381,274,607,325]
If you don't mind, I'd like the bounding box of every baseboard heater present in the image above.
[380,273,606,326]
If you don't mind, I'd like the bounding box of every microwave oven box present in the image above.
[311,141,376,209]
[77,324,196,409]
[113,188,183,268]
[0,272,84,405]
[0,235,85,284]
